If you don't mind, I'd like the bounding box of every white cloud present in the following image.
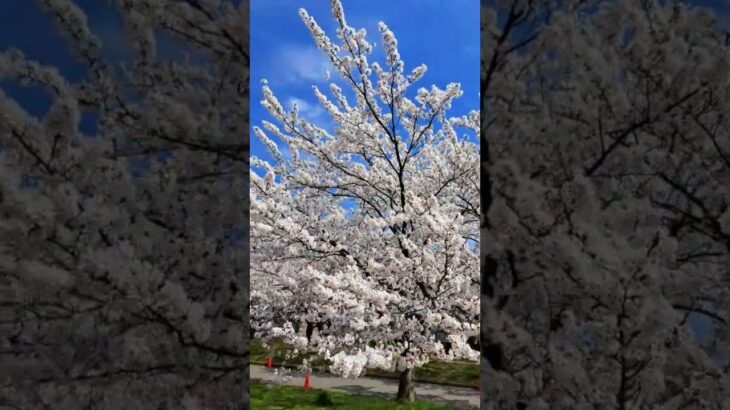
[273,45,333,84]
[279,143,290,160]
[285,97,326,122]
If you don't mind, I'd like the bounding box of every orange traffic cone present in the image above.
[304,373,311,391]
[266,357,273,368]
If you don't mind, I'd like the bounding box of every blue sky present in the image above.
[250,0,480,167]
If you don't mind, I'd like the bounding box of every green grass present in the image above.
[250,340,479,389]
[250,381,461,410]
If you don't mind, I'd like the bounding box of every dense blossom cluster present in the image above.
[1,1,248,408]
[482,1,730,408]
[251,0,480,382]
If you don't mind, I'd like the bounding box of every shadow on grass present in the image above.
[334,384,478,410]
[250,381,465,410]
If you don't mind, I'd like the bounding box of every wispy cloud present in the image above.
[268,45,334,84]
[285,97,326,122]
[278,143,290,161]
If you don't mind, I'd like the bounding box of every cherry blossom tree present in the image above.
[250,0,480,402]
[0,1,248,409]
[482,0,730,408]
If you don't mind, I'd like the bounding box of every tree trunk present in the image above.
[396,367,416,402]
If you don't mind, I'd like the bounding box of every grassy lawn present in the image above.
[250,381,461,410]
[250,339,479,389]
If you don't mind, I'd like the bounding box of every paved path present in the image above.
[251,365,478,409]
